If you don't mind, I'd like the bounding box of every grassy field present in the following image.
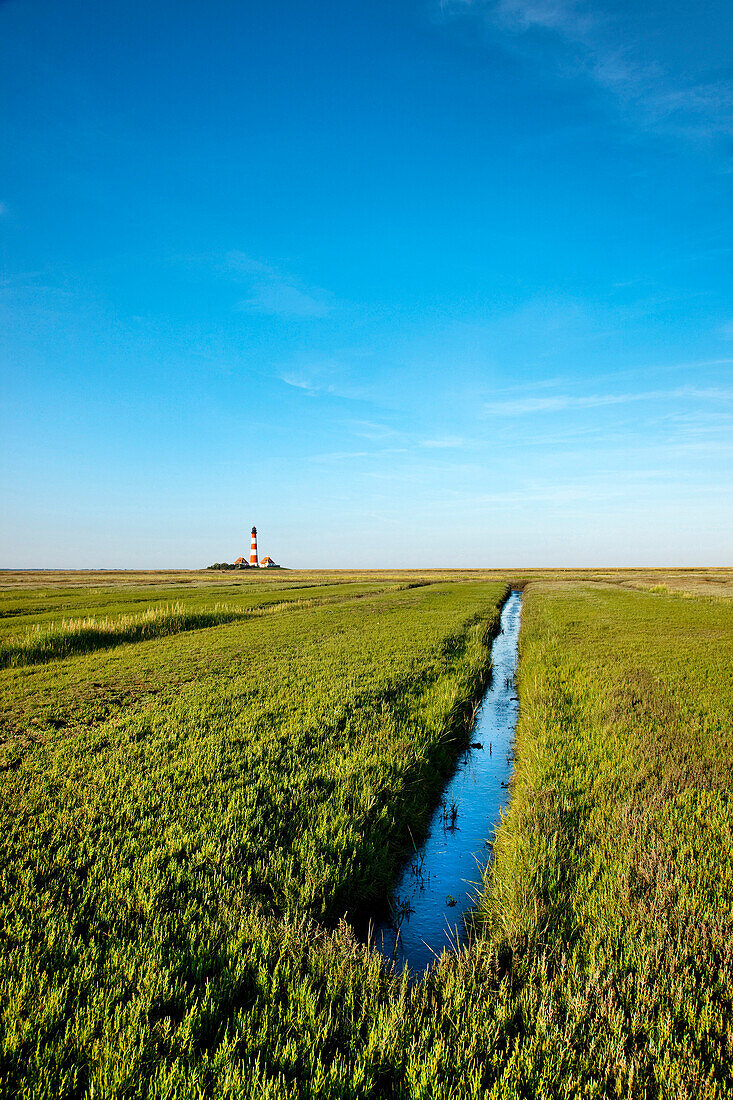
[0,569,731,1097]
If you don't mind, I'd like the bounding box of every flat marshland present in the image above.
[0,569,731,1097]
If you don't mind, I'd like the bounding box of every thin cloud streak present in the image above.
[420,436,466,448]
[412,469,733,511]
[348,420,402,441]
[487,360,733,397]
[227,251,332,318]
[444,0,733,141]
[309,447,408,463]
[484,386,733,415]
[279,369,371,403]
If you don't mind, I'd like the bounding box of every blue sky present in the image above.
[1,0,731,567]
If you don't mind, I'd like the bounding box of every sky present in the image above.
[1,0,732,567]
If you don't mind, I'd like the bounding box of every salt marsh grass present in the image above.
[0,602,244,667]
[0,582,422,668]
[0,570,731,1097]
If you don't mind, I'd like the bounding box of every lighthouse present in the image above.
[249,526,259,567]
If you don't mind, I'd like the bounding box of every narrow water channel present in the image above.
[374,589,522,974]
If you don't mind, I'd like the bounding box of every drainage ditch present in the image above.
[373,588,522,974]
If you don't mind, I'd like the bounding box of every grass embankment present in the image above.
[0,579,507,1096]
[1,575,731,1098]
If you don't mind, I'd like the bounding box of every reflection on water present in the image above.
[373,589,522,974]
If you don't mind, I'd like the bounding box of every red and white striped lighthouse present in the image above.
[249,526,259,567]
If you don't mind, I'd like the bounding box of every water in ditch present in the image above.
[373,588,522,974]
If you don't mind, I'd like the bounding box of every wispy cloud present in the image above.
[280,373,320,394]
[279,360,371,402]
[239,281,329,317]
[310,447,408,463]
[280,372,356,398]
[484,385,733,415]
[227,251,332,318]
[420,436,466,448]
[442,0,733,141]
[410,464,732,514]
[348,420,402,441]
[485,391,644,414]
